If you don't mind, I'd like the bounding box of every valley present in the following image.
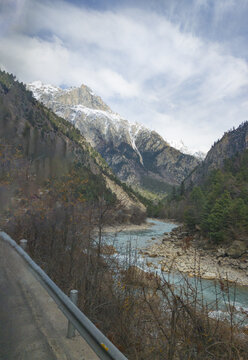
[1,70,248,359]
[1,1,248,358]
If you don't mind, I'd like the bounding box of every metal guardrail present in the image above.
[0,231,128,360]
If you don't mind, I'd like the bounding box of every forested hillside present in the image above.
[147,121,248,247]
[162,148,248,247]
[185,122,248,187]
[184,150,248,243]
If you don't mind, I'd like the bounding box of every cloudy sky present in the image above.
[0,0,248,153]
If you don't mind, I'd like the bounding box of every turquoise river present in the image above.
[105,218,248,324]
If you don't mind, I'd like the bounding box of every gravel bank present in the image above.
[141,226,248,286]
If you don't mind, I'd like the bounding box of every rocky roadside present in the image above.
[141,226,248,286]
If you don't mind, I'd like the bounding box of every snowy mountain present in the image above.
[169,139,206,160]
[27,81,200,191]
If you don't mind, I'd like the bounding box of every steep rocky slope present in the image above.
[27,82,200,191]
[0,71,145,217]
[185,121,248,187]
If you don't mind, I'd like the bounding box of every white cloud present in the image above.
[96,69,140,98]
[0,0,247,152]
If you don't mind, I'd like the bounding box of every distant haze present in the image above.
[0,0,248,153]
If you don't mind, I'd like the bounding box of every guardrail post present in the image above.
[67,289,78,338]
[20,239,28,251]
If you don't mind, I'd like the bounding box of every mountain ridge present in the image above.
[184,121,248,188]
[27,81,200,192]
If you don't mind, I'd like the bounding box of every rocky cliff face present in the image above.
[185,121,248,186]
[27,82,200,191]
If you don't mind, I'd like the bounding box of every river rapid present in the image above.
[104,218,248,324]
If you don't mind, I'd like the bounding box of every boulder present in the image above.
[202,272,216,280]
[239,263,248,270]
[216,247,226,258]
[148,253,158,258]
[226,241,247,258]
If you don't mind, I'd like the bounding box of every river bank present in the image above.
[103,220,154,234]
[104,218,181,234]
[141,226,248,286]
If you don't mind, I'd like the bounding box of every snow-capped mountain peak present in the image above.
[28,81,61,100]
[27,81,200,188]
[27,81,147,164]
[169,139,206,160]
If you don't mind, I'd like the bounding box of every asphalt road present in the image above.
[0,239,99,360]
